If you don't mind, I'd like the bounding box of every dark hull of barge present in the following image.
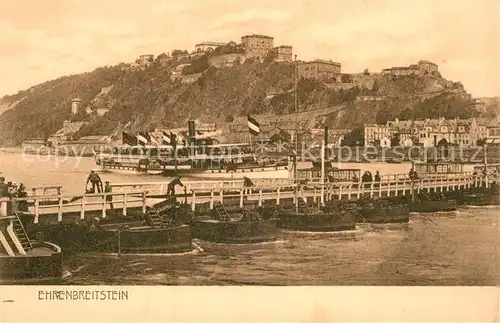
[20,213,192,254]
[191,218,277,243]
[358,205,410,224]
[0,242,63,285]
[448,186,500,206]
[277,210,357,232]
[408,200,458,213]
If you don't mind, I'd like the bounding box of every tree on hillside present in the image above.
[244,57,256,65]
[399,107,414,120]
[182,55,209,75]
[264,49,278,63]
[345,86,360,103]
[372,79,380,93]
[157,52,168,60]
[71,108,90,122]
[172,49,188,57]
[213,43,245,55]
[375,105,395,124]
[364,69,370,76]
[341,74,353,83]
[297,78,321,102]
[341,127,364,146]
[249,101,266,114]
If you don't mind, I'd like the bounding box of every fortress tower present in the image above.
[71,98,83,115]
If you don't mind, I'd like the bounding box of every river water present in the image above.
[1,150,498,285]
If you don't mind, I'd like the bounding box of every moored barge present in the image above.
[276,200,357,232]
[20,198,193,254]
[0,204,62,285]
[190,202,277,243]
[357,198,410,224]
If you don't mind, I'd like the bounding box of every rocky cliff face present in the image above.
[0,57,481,146]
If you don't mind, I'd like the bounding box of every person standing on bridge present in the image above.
[86,170,103,193]
[0,177,10,217]
[167,176,184,196]
[0,177,8,198]
[104,181,114,209]
[374,171,381,188]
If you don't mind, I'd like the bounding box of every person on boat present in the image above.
[15,184,29,212]
[409,168,418,181]
[104,181,114,209]
[6,181,13,195]
[352,174,359,183]
[243,176,254,187]
[167,176,184,196]
[0,177,9,198]
[9,182,18,197]
[0,177,9,217]
[86,170,103,193]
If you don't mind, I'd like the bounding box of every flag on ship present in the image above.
[247,115,260,136]
[122,132,138,146]
[177,132,188,146]
[170,132,177,147]
[162,131,171,145]
[149,132,159,145]
[137,132,150,146]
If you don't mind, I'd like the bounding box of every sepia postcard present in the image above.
[0,0,499,322]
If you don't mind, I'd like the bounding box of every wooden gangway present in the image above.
[3,172,497,224]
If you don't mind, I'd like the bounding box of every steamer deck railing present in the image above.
[3,172,497,223]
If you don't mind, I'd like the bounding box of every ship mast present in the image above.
[294,54,299,213]
[294,55,298,181]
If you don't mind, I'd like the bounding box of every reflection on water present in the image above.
[1,151,498,285]
[61,209,499,286]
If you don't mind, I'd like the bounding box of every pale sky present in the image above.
[0,0,499,97]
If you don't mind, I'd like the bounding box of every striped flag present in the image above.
[137,132,150,146]
[122,132,138,146]
[247,115,260,136]
[162,131,171,145]
[149,132,159,145]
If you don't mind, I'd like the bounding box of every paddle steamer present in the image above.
[94,142,293,179]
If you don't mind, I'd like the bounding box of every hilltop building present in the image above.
[298,60,342,82]
[382,60,440,76]
[195,42,228,52]
[137,54,154,66]
[241,34,274,60]
[418,60,439,74]
[274,45,293,62]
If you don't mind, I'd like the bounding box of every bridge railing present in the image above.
[109,178,295,195]
[10,191,149,223]
[4,172,496,223]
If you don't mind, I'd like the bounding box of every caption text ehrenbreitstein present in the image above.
[38,289,129,301]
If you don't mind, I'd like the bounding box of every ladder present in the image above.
[145,206,162,227]
[213,202,230,221]
[13,212,33,251]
